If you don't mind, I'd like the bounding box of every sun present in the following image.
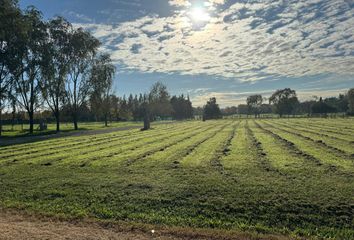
[189,7,211,22]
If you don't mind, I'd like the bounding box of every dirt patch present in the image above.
[0,211,163,240]
[0,210,291,240]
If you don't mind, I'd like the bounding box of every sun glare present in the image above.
[190,7,211,22]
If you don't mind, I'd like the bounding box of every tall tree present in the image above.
[13,7,47,134]
[148,82,172,119]
[170,94,193,120]
[246,94,263,118]
[269,88,299,117]
[66,27,100,130]
[89,54,115,127]
[348,88,354,115]
[41,17,72,132]
[0,0,25,135]
[203,97,222,120]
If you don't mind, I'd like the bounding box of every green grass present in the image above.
[0,121,145,138]
[0,119,353,239]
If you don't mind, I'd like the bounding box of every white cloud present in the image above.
[76,0,354,82]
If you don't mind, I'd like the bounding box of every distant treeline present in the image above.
[219,88,354,118]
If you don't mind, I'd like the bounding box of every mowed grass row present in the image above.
[279,118,354,139]
[269,120,354,154]
[0,121,144,137]
[260,120,354,172]
[0,121,187,157]
[0,122,203,165]
[0,119,353,239]
[278,118,354,140]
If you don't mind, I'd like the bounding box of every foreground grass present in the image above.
[0,119,353,239]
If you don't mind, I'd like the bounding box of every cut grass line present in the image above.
[264,121,354,160]
[254,121,323,168]
[245,121,287,177]
[34,123,209,167]
[288,120,354,137]
[123,122,229,167]
[133,121,241,171]
[274,121,354,155]
[261,121,354,172]
[85,122,223,167]
[210,121,239,174]
[0,123,199,164]
[284,121,354,143]
[0,123,184,159]
[179,122,233,167]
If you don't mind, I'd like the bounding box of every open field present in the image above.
[0,121,145,138]
[0,119,353,239]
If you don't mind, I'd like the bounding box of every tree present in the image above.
[141,94,150,130]
[298,100,316,116]
[12,7,47,134]
[89,54,115,127]
[148,82,172,119]
[269,88,299,117]
[0,0,25,136]
[311,97,336,115]
[41,17,72,132]
[222,106,237,116]
[246,94,263,118]
[170,94,193,120]
[66,27,100,130]
[237,104,249,115]
[348,88,354,115]
[203,97,222,120]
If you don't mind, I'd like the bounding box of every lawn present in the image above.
[0,119,353,239]
[0,121,144,138]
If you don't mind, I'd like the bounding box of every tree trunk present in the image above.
[104,114,108,127]
[73,113,78,130]
[29,111,34,134]
[0,106,2,137]
[143,115,150,130]
[55,111,60,132]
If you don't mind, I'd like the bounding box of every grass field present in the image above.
[0,121,144,138]
[0,119,353,239]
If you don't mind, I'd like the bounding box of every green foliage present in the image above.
[269,88,299,117]
[203,97,222,120]
[89,54,116,126]
[348,88,354,115]
[246,94,263,117]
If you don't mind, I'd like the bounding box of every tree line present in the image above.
[0,1,194,135]
[220,88,354,118]
[1,0,111,134]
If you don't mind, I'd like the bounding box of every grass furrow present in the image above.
[88,122,223,167]
[245,121,286,176]
[30,123,208,166]
[0,123,183,158]
[0,123,198,164]
[264,121,354,160]
[274,121,354,155]
[262,121,354,172]
[181,121,239,168]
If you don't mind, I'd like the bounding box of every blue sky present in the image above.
[20,0,354,106]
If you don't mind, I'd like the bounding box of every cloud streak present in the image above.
[75,0,354,82]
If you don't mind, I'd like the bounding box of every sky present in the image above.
[19,0,354,107]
